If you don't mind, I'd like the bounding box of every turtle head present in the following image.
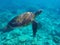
[34,9,42,16]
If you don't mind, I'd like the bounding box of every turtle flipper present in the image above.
[32,20,38,37]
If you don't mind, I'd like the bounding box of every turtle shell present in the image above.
[7,12,35,28]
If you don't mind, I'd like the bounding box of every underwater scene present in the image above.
[0,0,60,45]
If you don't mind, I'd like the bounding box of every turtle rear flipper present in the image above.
[32,20,38,37]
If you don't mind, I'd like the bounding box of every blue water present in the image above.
[0,0,60,45]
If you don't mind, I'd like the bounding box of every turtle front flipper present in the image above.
[32,20,38,37]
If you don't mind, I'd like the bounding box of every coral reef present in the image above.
[0,0,60,45]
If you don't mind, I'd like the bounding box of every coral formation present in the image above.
[0,0,60,45]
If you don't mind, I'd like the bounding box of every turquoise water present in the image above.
[0,0,60,45]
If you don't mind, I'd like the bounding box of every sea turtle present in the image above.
[2,9,42,37]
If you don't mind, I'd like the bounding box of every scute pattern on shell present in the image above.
[15,12,35,25]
